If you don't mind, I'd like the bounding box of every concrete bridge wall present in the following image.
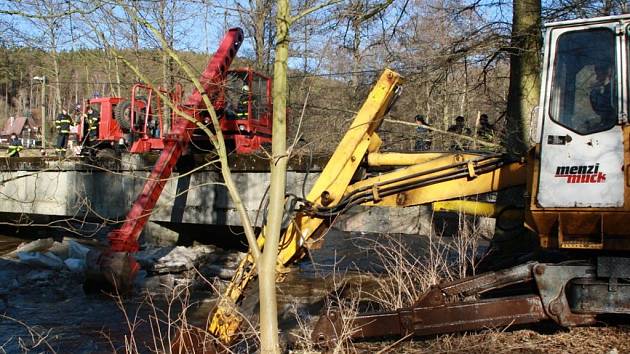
[0,155,433,240]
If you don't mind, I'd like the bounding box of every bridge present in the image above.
[0,154,432,245]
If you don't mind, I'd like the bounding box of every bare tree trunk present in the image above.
[505,0,541,156]
[4,84,8,118]
[301,0,310,73]
[495,0,542,259]
[29,72,33,113]
[74,70,79,104]
[84,64,90,99]
[258,0,290,352]
[19,71,25,114]
[51,44,61,112]
[106,56,114,96]
[114,56,122,97]
[266,21,274,73]
[129,12,141,82]
[460,57,468,115]
[425,84,431,118]
[442,69,449,130]
[254,0,268,71]
[351,17,362,92]
[158,0,175,131]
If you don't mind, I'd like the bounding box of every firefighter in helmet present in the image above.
[236,84,250,119]
[55,108,72,157]
[86,107,99,142]
[78,106,100,156]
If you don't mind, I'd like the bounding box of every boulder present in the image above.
[4,238,55,259]
[17,251,64,270]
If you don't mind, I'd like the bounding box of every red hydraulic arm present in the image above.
[107,28,244,253]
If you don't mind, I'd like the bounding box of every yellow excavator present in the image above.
[206,13,630,348]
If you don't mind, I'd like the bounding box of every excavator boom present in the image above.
[207,70,527,344]
[209,69,405,342]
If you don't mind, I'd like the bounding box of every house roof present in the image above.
[1,117,39,136]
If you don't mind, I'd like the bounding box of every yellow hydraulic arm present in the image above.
[324,152,525,211]
[208,69,527,345]
[209,69,403,342]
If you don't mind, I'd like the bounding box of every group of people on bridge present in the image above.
[7,106,100,158]
[52,106,99,157]
[414,113,495,152]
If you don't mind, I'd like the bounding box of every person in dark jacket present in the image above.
[86,107,99,141]
[55,109,72,157]
[477,114,495,141]
[236,84,250,119]
[7,134,23,157]
[447,116,471,151]
[589,62,616,127]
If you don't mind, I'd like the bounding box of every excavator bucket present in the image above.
[83,250,139,295]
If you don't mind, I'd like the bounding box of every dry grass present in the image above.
[108,271,261,354]
[356,212,486,311]
[362,231,452,310]
[0,314,56,353]
[109,282,214,354]
[383,325,630,353]
[287,299,317,353]
[287,264,362,354]
[285,212,493,352]
[321,280,362,354]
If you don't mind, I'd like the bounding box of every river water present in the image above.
[0,230,437,353]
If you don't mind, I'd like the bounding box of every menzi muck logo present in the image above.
[555,163,606,183]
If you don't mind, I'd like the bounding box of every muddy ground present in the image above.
[0,231,629,353]
[356,326,630,353]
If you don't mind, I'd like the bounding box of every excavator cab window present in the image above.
[251,73,270,121]
[549,28,618,135]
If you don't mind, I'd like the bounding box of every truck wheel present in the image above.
[114,100,132,132]
[114,97,146,133]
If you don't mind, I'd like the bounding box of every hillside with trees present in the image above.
[0,0,540,153]
[1,0,623,153]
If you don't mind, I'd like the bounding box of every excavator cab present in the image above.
[528,15,630,251]
[220,68,272,153]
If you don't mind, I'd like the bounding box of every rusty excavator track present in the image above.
[311,260,621,346]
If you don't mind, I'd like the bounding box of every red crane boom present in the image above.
[107,28,244,255]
